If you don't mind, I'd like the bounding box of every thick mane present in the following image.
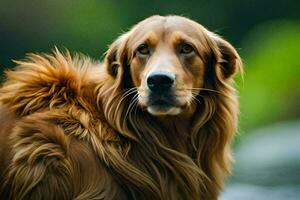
[98,83,208,199]
[96,55,239,199]
[97,33,240,199]
[96,15,241,199]
[0,45,240,199]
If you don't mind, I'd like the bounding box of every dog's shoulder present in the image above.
[0,49,102,116]
[0,109,126,199]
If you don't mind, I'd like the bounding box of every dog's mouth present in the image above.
[149,99,173,106]
[138,88,193,116]
[145,95,182,116]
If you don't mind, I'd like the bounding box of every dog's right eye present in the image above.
[179,43,194,54]
[137,44,150,55]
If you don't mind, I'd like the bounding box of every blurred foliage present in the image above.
[0,0,299,133]
[238,21,300,131]
[1,0,299,67]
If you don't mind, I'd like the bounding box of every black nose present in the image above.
[147,73,175,92]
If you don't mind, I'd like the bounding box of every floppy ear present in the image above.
[104,33,130,78]
[211,35,242,80]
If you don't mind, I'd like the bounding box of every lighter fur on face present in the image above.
[0,15,242,200]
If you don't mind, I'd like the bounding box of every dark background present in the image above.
[1,0,299,66]
[1,0,300,199]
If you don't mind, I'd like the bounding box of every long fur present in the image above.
[0,16,242,200]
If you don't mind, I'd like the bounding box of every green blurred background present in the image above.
[0,0,299,199]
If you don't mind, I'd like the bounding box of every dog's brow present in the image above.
[132,31,159,50]
[171,31,194,46]
[148,32,158,45]
[172,31,184,42]
[142,32,159,45]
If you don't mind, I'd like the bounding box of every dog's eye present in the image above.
[137,44,150,55]
[180,43,194,54]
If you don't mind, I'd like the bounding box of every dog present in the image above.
[0,15,242,200]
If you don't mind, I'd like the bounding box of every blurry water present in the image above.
[221,184,300,200]
[221,120,300,200]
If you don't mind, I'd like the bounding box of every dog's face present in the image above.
[128,18,206,116]
[105,15,241,116]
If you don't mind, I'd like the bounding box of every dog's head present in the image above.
[105,15,241,116]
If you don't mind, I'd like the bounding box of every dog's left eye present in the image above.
[180,43,194,54]
[137,44,150,55]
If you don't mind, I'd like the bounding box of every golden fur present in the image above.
[0,15,242,200]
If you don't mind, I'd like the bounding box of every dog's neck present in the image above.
[154,115,194,153]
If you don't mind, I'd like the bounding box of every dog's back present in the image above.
[0,107,15,199]
[0,51,127,200]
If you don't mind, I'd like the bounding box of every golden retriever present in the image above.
[0,15,242,200]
